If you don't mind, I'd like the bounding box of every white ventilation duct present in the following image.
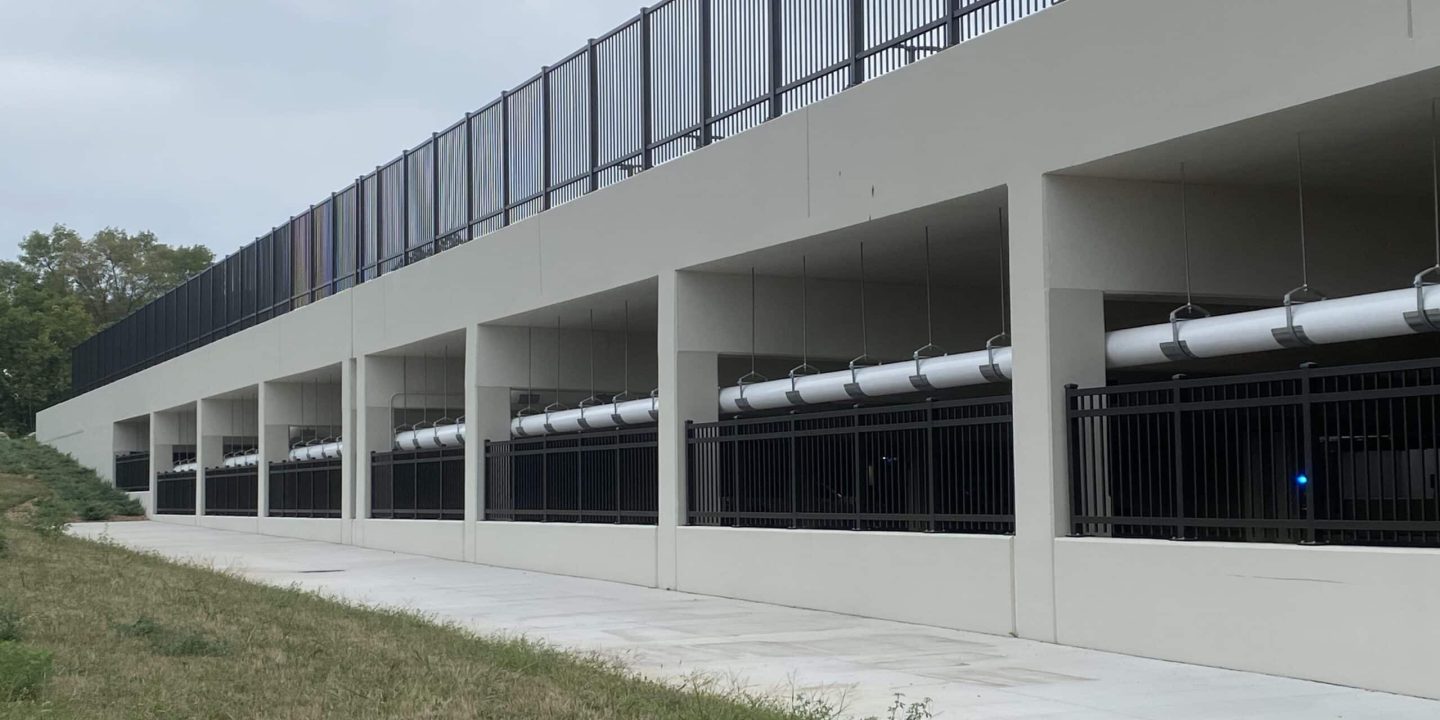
[171,460,199,473]
[511,396,659,437]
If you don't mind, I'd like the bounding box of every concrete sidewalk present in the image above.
[70,521,1437,719]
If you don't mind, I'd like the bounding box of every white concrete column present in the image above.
[355,355,403,536]
[656,270,720,590]
[196,399,224,517]
[341,358,357,543]
[147,411,177,518]
[1008,175,1108,642]
[469,325,536,557]
[463,325,481,561]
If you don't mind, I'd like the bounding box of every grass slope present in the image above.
[0,461,843,719]
[0,438,141,520]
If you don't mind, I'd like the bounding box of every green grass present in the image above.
[0,471,844,720]
[0,438,141,520]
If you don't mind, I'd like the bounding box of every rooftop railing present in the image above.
[70,0,1061,396]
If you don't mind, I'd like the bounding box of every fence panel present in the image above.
[204,466,258,516]
[688,396,1014,533]
[485,427,658,525]
[268,458,342,518]
[155,470,196,515]
[1069,358,1440,547]
[370,448,464,520]
[114,452,150,492]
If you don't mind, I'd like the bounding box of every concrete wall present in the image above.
[1055,538,1440,700]
[472,523,658,587]
[676,528,1015,635]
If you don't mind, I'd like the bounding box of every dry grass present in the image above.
[0,474,840,720]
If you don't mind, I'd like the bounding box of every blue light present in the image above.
[1296,474,1309,486]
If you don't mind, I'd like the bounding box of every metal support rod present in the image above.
[1297,136,1310,289]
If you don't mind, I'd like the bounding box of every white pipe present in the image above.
[715,284,1437,415]
[393,422,466,450]
[718,349,1012,414]
[220,452,260,468]
[1106,285,1439,367]
[287,440,344,462]
[511,396,659,436]
[171,461,198,473]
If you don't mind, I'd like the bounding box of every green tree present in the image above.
[0,264,94,433]
[18,225,212,328]
[0,225,212,433]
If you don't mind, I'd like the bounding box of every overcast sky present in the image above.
[0,0,640,260]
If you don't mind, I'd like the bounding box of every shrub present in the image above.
[0,642,52,702]
[0,438,143,520]
[27,497,68,539]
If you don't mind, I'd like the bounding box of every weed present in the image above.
[113,616,230,658]
[0,642,52,702]
[883,693,934,720]
[0,604,20,642]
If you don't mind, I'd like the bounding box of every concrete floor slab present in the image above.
[70,521,1439,719]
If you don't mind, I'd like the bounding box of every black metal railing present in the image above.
[370,448,464,520]
[688,396,1015,533]
[1069,357,1440,547]
[269,459,342,518]
[69,0,1061,396]
[114,451,150,492]
[485,427,658,525]
[155,470,196,515]
[203,466,258,517]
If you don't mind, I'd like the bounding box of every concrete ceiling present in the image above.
[1060,67,1440,196]
[687,185,1010,286]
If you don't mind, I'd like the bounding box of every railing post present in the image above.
[769,0,784,119]
[926,402,936,532]
[400,149,410,267]
[587,39,600,192]
[1301,363,1317,544]
[371,170,383,279]
[614,433,622,523]
[541,434,548,523]
[1171,379,1187,540]
[946,0,961,48]
[464,112,474,238]
[500,91,511,225]
[848,0,865,88]
[640,9,654,170]
[354,176,365,285]
[699,0,713,147]
[540,66,552,211]
[852,413,862,531]
[431,131,441,256]
[788,415,797,529]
